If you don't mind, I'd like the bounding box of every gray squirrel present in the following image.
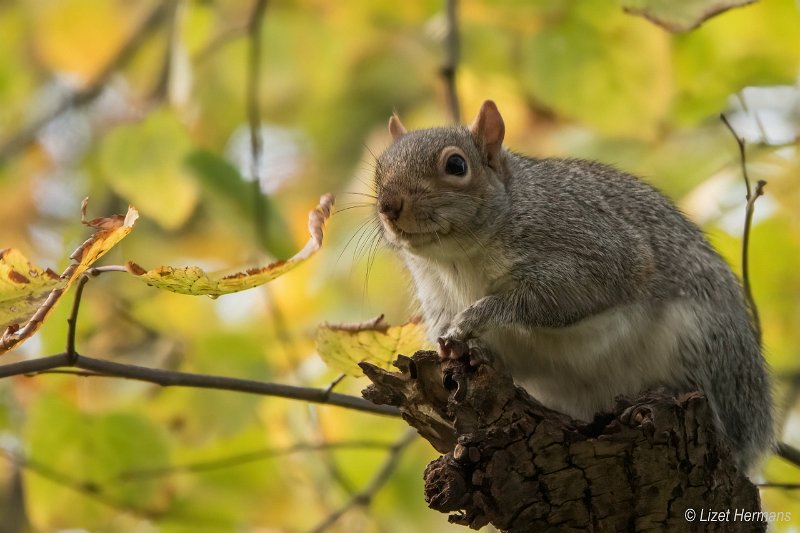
[373,99,773,471]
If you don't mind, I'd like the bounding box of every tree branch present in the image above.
[1,449,160,519]
[720,114,766,343]
[441,0,461,123]
[0,352,399,417]
[759,482,800,490]
[148,0,182,102]
[776,441,800,469]
[247,0,270,246]
[116,439,398,482]
[310,429,416,533]
[361,351,765,531]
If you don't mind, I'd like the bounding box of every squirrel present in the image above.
[373,99,773,471]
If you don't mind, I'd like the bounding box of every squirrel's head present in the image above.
[374,100,507,255]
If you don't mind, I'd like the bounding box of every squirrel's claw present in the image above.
[619,403,654,429]
[438,336,494,368]
[466,339,493,367]
[437,336,469,360]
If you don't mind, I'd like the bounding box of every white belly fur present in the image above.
[482,300,699,421]
[407,254,700,422]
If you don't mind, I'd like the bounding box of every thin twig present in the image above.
[741,179,766,343]
[1,449,160,519]
[310,429,417,533]
[720,114,752,205]
[65,266,128,360]
[0,2,171,160]
[192,21,250,64]
[322,374,347,399]
[720,114,766,343]
[116,439,396,481]
[264,285,303,368]
[65,275,91,360]
[241,0,307,379]
[0,352,400,417]
[758,483,800,490]
[777,442,800,469]
[247,0,270,247]
[441,0,461,123]
[148,0,182,102]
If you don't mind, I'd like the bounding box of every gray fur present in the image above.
[373,117,773,471]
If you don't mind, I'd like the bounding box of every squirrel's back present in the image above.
[502,154,772,468]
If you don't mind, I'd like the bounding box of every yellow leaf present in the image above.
[316,315,429,376]
[126,194,334,296]
[0,249,65,337]
[1,200,139,354]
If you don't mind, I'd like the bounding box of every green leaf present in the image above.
[621,0,756,33]
[316,315,429,376]
[522,4,671,137]
[24,395,171,529]
[98,110,198,230]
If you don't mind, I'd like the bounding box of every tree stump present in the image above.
[360,351,764,532]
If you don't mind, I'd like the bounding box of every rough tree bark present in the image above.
[360,351,764,532]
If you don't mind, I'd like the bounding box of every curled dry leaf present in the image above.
[126,193,334,297]
[1,200,139,354]
[316,315,429,376]
[621,0,757,32]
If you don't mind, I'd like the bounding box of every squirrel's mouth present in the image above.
[379,220,441,249]
[377,209,454,251]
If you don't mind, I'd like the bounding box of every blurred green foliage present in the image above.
[0,0,798,531]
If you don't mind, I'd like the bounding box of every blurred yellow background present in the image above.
[0,0,798,531]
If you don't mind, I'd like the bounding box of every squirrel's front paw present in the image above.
[437,336,493,368]
[437,336,469,360]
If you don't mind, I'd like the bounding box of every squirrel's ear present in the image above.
[469,100,505,170]
[388,113,407,140]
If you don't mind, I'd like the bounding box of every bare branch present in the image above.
[148,0,182,102]
[65,275,91,360]
[720,114,752,202]
[247,0,270,246]
[758,483,800,490]
[323,373,347,399]
[1,449,160,519]
[310,430,417,533]
[720,114,766,343]
[441,0,461,123]
[66,265,134,360]
[742,179,766,342]
[192,21,250,64]
[116,439,397,482]
[28,369,109,378]
[776,442,800,469]
[0,352,399,417]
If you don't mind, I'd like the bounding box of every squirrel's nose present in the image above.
[379,196,404,221]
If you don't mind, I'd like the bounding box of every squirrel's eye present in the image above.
[444,154,468,177]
